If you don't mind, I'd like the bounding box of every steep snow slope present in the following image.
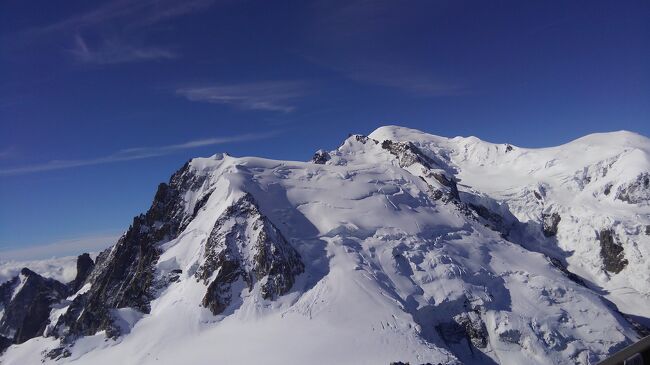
[2,127,648,365]
[370,126,650,323]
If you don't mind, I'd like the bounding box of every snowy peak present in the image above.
[563,130,650,151]
[2,125,649,365]
[49,161,213,345]
[370,125,650,151]
[0,268,69,346]
[196,193,304,315]
[365,125,650,324]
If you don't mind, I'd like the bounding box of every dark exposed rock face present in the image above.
[350,134,373,144]
[603,184,612,196]
[542,212,561,237]
[45,346,71,360]
[0,269,69,345]
[505,144,513,153]
[548,257,587,287]
[68,253,95,293]
[599,229,628,274]
[468,203,508,236]
[53,162,210,342]
[428,172,460,201]
[381,139,459,201]
[196,193,304,315]
[498,329,521,344]
[0,334,11,354]
[311,150,331,164]
[381,140,434,169]
[0,277,18,351]
[646,225,650,235]
[436,310,489,350]
[0,277,18,310]
[616,173,650,204]
[455,312,489,349]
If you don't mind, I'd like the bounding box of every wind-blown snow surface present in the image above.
[2,126,649,365]
[369,126,650,322]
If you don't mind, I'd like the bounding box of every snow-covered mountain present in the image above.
[1,126,648,365]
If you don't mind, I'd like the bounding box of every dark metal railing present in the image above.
[597,336,650,365]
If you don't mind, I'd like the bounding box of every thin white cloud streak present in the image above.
[176,81,307,113]
[22,0,217,36]
[71,34,176,64]
[7,0,222,65]
[345,67,467,97]
[0,132,277,176]
[0,232,120,261]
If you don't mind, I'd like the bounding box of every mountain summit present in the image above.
[2,126,649,364]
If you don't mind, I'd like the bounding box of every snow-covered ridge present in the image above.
[1,125,649,365]
[369,126,650,319]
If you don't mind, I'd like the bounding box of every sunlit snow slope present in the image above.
[2,126,648,365]
[370,126,650,322]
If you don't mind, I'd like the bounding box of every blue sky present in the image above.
[0,0,648,258]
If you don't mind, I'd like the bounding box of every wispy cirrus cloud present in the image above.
[8,0,223,65]
[176,81,307,113]
[22,0,217,37]
[0,132,277,176]
[307,55,468,97]
[71,34,177,64]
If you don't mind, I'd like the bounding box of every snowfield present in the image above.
[1,126,648,365]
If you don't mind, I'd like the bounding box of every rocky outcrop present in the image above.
[498,329,521,344]
[311,150,331,164]
[0,277,18,310]
[467,203,508,236]
[542,212,561,237]
[196,194,304,315]
[548,257,587,287]
[603,184,612,196]
[0,334,11,354]
[428,171,460,201]
[455,312,489,349]
[599,229,628,274]
[67,253,95,293]
[0,269,69,345]
[616,173,650,204]
[351,134,373,144]
[381,140,435,169]
[381,139,459,201]
[436,310,489,350]
[53,162,210,342]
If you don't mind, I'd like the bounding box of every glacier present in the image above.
[1,126,648,365]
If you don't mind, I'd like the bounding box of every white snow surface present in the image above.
[2,126,649,365]
[370,126,650,320]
